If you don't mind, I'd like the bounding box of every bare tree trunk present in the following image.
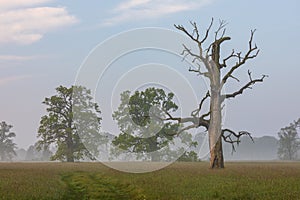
[174,19,265,169]
[208,68,224,169]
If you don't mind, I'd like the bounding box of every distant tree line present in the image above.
[1,85,199,162]
[2,84,299,163]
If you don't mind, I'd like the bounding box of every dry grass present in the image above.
[0,162,300,199]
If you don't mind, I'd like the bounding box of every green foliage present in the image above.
[0,121,17,161]
[37,85,106,162]
[277,118,300,160]
[112,88,196,161]
[177,151,200,162]
[62,172,146,200]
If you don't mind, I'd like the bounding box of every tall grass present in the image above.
[0,162,299,199]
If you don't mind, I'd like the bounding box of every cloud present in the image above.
[0,75,31,87]
[0,0,52,10]
[0,0,78,45]
[0,55,36,61]
[102,0,212,26]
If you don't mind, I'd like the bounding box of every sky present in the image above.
[0,0,299,150]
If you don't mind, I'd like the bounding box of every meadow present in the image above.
[0,162,300,199]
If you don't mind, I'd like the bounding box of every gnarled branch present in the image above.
[221,29,259,87]
[223,70,267,100]
[214,19,228,41]
[222,128,254,153]
[175,19,216,74]
[191,91,210,117]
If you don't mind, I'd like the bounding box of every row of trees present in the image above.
[2,19,267,168]
[4,20,298,167]
[36,86,199,163]
[0,121,53,161]
[34,85,300,164]
[0,86,199,162]
[3,99,299,162]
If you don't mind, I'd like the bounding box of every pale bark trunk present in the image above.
[208,68,224,169]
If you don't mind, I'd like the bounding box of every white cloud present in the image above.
[0,0,78,45]
[0,0,52,10]
[0,75,31,87]
[115,0,152,11]
[103,0,213,26]
[0,55,36,61]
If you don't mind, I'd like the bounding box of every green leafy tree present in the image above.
[112,88,197,161]
[278,119,300,160]
[0,121,17,161]
[37,85,106,162]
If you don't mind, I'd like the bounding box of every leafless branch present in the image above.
[215,19,228,41]
[221,30,260,87]
[191,91,210,117]
[177,124,199,136]
[223,70,267,100]
[180,42,211,76]
[200,111,210,119]
[161,107,210,134]
[181,44,203,61]
[211,36,231,68]
[200,18,214,43]
[222,128,254,153]
[229,75,240,82]
[175,20,217,73]
[189,66,210,78]
[175,24,201,46]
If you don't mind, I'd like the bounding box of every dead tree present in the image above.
[165,19,266,169]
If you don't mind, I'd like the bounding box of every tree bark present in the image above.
[66,135,74,162]
[208,66,224,169]
[174,20,264,169]
[66,121,74,162]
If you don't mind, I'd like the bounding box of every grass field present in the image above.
[0,162,300,199]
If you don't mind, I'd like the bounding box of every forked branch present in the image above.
[223,70,267,100]
[191,91,210,117]
[174,18,213,45]
[221,30,260,87]
[175,19,215,72]
[222,128,254,153]
[162,109,210,134]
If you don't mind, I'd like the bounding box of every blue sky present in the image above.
[0,0,299,149]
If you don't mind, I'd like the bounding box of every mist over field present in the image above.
[11,135,291,162]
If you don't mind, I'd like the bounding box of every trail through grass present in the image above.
[0,162,299,199]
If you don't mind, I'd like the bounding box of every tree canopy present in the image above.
[37,85,106,162]
[278,119,300,160]
[0,121,17,161]
[112,88,197,161]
